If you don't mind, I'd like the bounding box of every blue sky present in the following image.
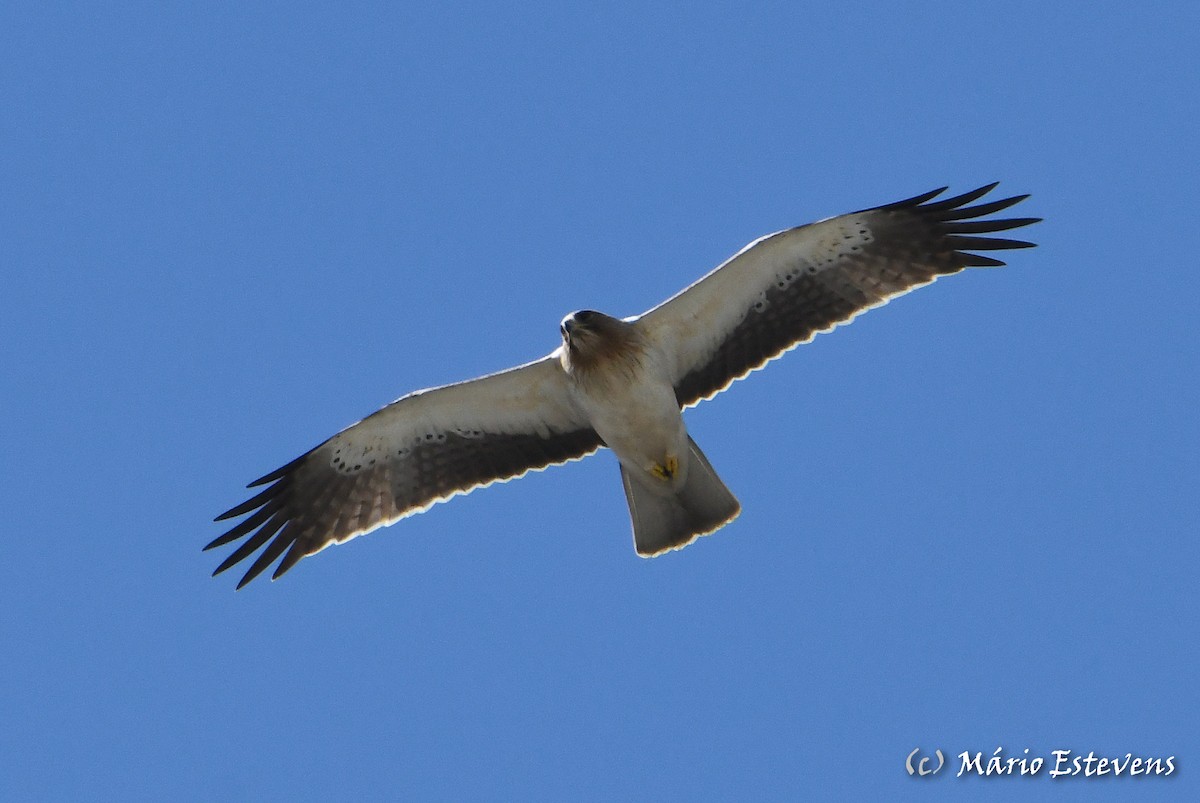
[3,1,1197,799]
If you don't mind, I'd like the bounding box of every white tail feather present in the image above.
[621,436,741,556]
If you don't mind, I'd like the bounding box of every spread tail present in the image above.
[621,436,741,556]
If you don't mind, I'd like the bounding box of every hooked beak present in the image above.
[561,313,582,340]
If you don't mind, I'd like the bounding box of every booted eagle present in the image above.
[210,184,1039,588]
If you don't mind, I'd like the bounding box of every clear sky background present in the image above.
[3,2,1197,800]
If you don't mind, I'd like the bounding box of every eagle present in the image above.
[210,183,1039,588]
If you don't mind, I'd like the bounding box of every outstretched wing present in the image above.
[208,354,601,588]
[637,184,1040,408]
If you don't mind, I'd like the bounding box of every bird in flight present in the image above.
[209,183,1039,588]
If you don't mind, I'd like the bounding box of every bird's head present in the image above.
[559,310,640,373]
[561,309,602,340]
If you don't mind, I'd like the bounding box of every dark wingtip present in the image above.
[904,184,1041,261]
[959,253,1008,267]
[946,235,1039,251]
[942,216,1042,235]
[214,484,281,522]
[205,498,285,551]
[234,532,294,589]
[235,567,261,590]
[874,186,947,211]
[248,453,306,488]
[946,193,1032,220]
[272,542,307,580]
[919,183,1001,213]
[208,515,286,580]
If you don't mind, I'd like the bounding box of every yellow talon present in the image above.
[651,455,679,481]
